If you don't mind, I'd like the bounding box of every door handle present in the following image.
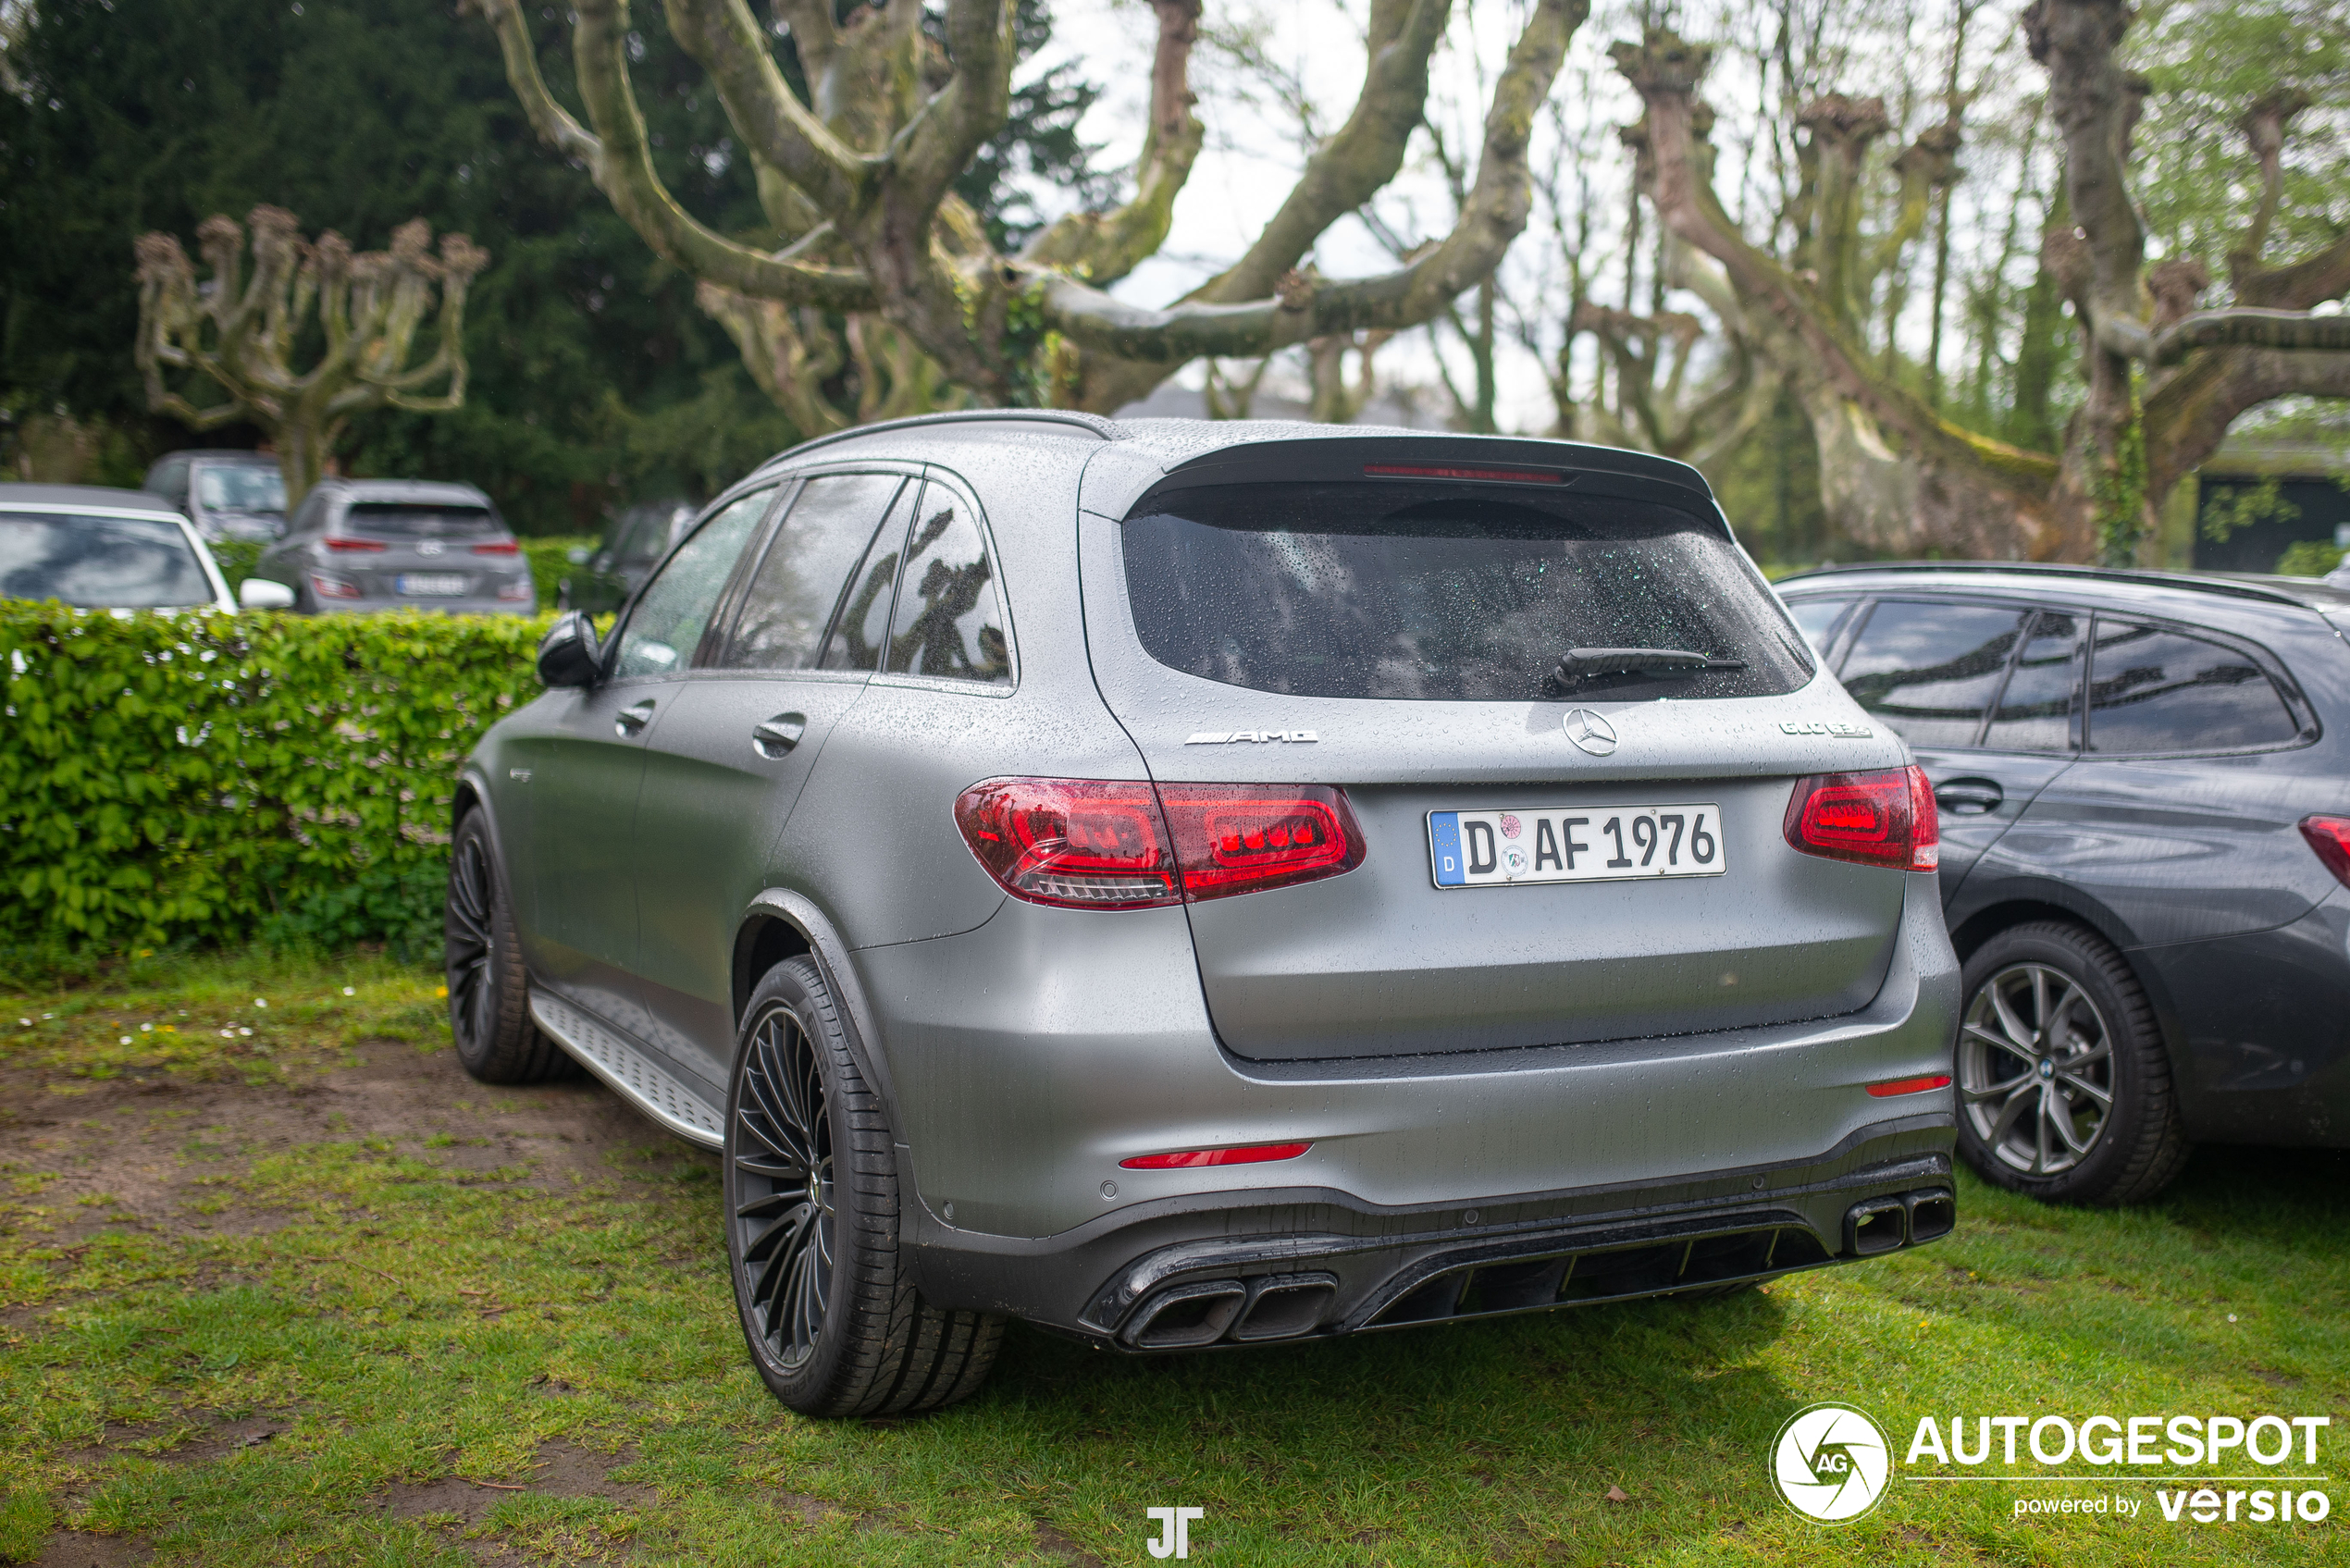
[615,698,656,737]
[751,712,807,759]
[1934,778,2004,815]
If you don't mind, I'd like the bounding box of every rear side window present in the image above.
[884,487,1010,685]
[2085,619,2297,753]
[1119,481,1808,701]
[1981,611,2083,752]
[821,484,916,673]
[1837,600,2028,748]
[726,474,902,672]
[345,502,500,539]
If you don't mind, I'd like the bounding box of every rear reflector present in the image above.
[1364,463,1562,484]
[1785,765,1939,872]
[1119,1142,1312,1170]
[1866,1074,1952,1098]
[955,779,1365,908]
[472,540,520,555]
[323,536,386,552]
[2300,815,2350,887]
[308,573,362,599]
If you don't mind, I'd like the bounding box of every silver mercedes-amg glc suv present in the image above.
[445,414,1960,1417]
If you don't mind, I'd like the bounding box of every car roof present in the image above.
[1775,561,2350,615]
[755,411,1715,499]
[0,483,189,519]
[178,451,278,466]
[319,479,495,506]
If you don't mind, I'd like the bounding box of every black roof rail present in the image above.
[1775,559,2322,611]
[766,409,1121,465]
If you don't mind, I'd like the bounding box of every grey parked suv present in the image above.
[254,479,535,613]
[447,414,1960,1416]
[1780,564,2350,1207]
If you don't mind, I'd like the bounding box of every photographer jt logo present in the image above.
[1773,1402,1892,1524]
[1145,1506,1204,1559]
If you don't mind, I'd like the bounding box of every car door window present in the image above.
[725,474,905,672]
[1785,596,1853,654]
[884,486,1012,684]
[1837,599,2029,748]
[612,488,775,679]
[1980,611,2083,752]
[2084,618,2298,753]
[820,483,917,673]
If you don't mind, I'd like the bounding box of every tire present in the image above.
[1954,921,2190,1206]
[724,957,1002,1418]
[444,809,575,1084]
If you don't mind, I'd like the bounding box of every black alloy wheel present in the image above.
[724,957,1003,1417]
[443,809,574,1084]
[731,1001,836,1370]
[1953,921,2189,1206]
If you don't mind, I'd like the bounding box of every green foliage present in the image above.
[2276,539,2346,577]
[519,536,595,608]
[0,604,551,956]
[2202,476,2303,544]
[205,539,263,592]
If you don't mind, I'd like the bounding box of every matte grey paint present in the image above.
[464,417,1963,1341]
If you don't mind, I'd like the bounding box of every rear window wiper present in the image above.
[1549,647,1748,692]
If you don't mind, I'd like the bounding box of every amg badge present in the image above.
[1185,730,1319,745]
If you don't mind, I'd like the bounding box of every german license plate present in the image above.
[397,574,468,597]
[1429,805,1726,887]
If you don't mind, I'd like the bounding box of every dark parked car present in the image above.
[1780,563,2350,1205]
[254,479,535,614]
[446,414,1960,1417]
[142,450,289,542]
[558,501,693,615]
[0,483,242,611]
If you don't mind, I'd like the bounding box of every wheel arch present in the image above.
[734,892,902,1133]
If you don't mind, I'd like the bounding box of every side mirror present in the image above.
[237,578,297,611]
[537,611,603,688]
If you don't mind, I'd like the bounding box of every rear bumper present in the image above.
[906,1121,1955,1347]
[309,597,537,616]
[856,870,1960,1334]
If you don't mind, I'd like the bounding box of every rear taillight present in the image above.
[308,573,362,599]
[322,536,385,552]
[1155,784,1365,900]
[1785,765,1939,872]
[954,778,1367,909]
[472,541,520,555]
[2300,816,2350,886]
[954,779,1181,909]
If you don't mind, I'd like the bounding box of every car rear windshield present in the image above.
[344,502,502,539]
[1120,480,1811,701]
[0,512,213,609]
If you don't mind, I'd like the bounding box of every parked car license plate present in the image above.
[397,574,469,597]
[1429,806,1726,887]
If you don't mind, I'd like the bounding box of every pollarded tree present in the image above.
[464,0,1586,414]
[1614,1,2350,562]
[133,206,489,509]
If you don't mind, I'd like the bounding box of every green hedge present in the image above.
[1,605,553,957]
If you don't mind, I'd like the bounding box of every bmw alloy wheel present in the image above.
[1957,961,2115,1177]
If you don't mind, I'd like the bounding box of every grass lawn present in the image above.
[1,950,2343,1566]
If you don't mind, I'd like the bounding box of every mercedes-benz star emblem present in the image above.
[1563,708,1618,756]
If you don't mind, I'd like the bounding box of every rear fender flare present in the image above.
[733,892,901,1139]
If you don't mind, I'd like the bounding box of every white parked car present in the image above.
[0,484,294,611]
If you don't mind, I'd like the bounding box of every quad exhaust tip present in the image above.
[1845,1187,1956,1256]
[1123,1273,1340,1350]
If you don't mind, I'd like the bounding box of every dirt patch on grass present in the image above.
[29,1532,151,1568]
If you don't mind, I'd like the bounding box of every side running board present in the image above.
[528,987,725,1149]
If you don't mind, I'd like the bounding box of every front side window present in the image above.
[2085,619,2298,753]
[0,512,214,609]
[1121,480,1809,701]
[612,488,775,679]
[1785,596,1853,654]
[727,474,903,672]
[884,488,1011,684]
[1837,599,2029,749]
[1981,611,2083,752]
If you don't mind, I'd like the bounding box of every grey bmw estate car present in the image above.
[1780,564,2350,1206]
[446,414,1960,1416]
